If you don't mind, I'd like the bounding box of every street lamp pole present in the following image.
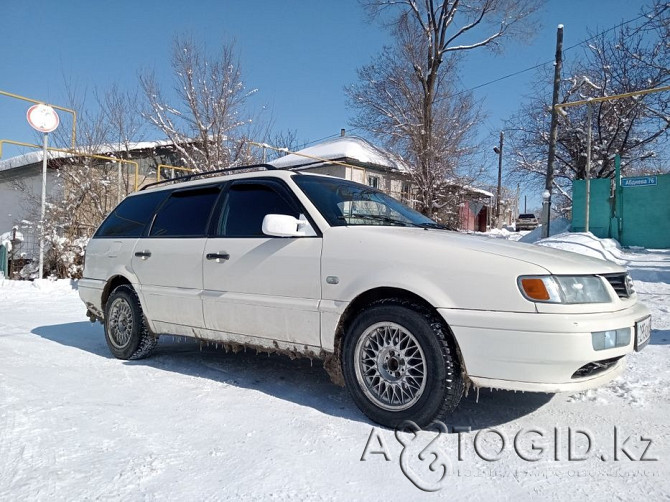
[542,189,551,235]
[494,131,504,228]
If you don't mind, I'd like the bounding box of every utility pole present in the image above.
[494,131,504,228]
[542,24,564,238]
[585,100,593,232]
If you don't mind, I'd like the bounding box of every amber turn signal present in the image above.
[520,278,550,301]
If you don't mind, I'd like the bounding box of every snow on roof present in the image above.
[270,136,410,173]
[462,185,494,198]
[0,139,176,173]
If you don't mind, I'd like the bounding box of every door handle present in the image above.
[206,252,230,261]
[134,250,151,259]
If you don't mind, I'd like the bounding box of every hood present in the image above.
[343,227,625,276]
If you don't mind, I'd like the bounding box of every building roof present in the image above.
[0,140,175,173]
[461,185,494,198]
[269,136,409,173]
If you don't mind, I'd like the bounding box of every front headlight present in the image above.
[518,275,612,304]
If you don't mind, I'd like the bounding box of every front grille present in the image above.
[572,356,623,379]
[602,273,633,299]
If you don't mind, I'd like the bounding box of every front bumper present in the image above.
[438,302,650,393]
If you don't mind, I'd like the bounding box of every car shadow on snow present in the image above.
[32,321,111,358]
[32,322,552,429]
[651,329,670,345]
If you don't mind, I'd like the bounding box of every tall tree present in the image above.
[140,36,259,172]
[347,0,542,216]
[507,1,670,207]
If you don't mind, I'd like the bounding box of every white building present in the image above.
[270,136,414,204]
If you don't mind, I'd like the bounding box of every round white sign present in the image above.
[26,104,60,133]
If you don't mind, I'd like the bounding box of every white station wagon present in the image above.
[79,165,651,427]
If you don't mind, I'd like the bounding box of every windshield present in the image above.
[293,175,442,228]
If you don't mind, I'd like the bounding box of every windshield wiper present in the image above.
[346,214,413,226]
[416,222,449,230]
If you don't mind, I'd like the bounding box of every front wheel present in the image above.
[342,301,463,428]
[104,285,157,360]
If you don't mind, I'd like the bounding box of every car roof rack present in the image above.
[139,163,277,191]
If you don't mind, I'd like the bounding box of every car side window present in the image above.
[149,186,221,237]
[95,191,168,238]
[217,183,299,237]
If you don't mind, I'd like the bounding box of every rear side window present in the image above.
[95,191,168,238]
[218,183,299,237]
[150,186,220,237]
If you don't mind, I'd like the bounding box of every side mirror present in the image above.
[262,214,315,237]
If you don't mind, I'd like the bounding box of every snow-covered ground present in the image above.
[1,234,668,500]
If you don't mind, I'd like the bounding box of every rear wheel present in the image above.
[342,301,463,428]
[104,285,157,360]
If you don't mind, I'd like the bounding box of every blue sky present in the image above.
[0,0,650,203]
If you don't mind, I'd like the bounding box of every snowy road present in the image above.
[1,238,669,500]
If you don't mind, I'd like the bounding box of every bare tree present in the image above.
[263,129,302,162]
[347,0,542,217]
[507,0,670,209]
[140,36,260,172]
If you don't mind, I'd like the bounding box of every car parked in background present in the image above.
[516,213,539,231]
[79,165,651,428]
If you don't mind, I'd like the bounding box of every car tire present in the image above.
[104,285,158,360]
[342,300,464,428]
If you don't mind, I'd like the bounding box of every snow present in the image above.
[519,217,572,244]
[0,140,175,173]
[1,235,669,499]
[461,185,494,198]
[269,136,410,172]
[0,228,23,254]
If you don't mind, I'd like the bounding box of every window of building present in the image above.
[367,175,379,189]
[149,186,220,237]
[95,190,168,238]
[401,182,412,204]
[217,182,299,237]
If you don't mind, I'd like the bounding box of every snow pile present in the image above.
[519,217,571,244]
[0,227,24,254]
[536,231,628,265]
[485,227,513,239]
[0,277,77,295]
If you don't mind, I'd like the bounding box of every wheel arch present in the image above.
[101,275,134,313]
[324,286,465,387]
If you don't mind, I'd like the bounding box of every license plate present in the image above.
[635,316,651,351]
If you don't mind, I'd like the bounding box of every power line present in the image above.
[300,127,364,147]
[454,7,658,98]
[301,131,343,147]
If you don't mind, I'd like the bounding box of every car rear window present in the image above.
[94,191,168,238]
[149,186,221,237]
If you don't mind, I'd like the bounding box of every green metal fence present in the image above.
[572,158,670,248]
[0,244,7,278]
[572,178,612,239]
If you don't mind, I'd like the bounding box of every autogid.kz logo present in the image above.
[360,421,658,492]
